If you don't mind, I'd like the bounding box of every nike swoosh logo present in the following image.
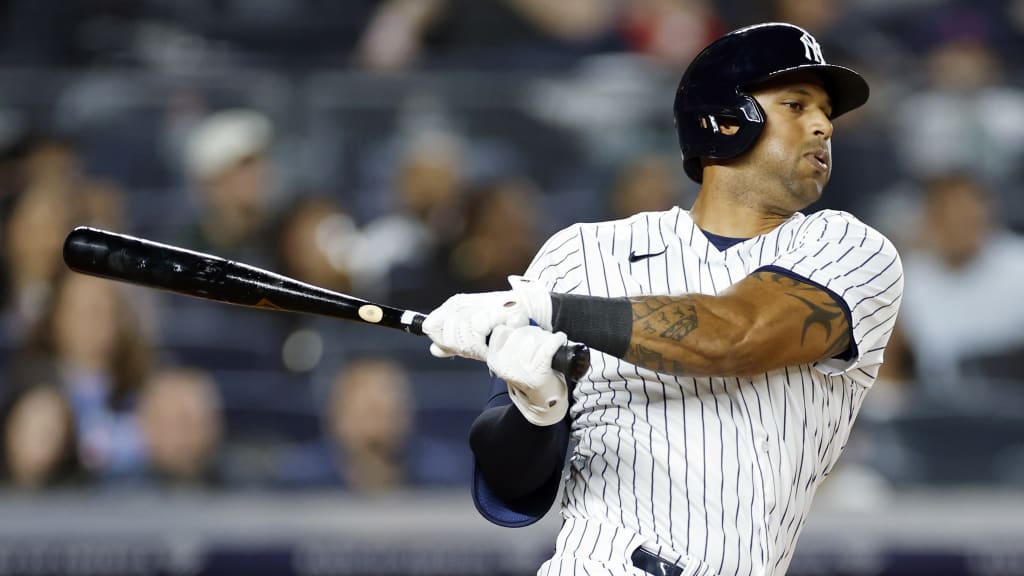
[628,248,667,263]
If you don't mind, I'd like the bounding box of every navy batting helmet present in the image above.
[674,23,869,183]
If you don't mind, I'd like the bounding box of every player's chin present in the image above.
[811,178,827,200]
[781,170,827,211]
[803,172,828,203]
[786,182,823,212]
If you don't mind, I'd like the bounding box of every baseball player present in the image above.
[424,23,903,576]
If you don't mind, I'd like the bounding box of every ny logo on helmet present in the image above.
[799,33,825,64]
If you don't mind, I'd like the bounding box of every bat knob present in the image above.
[552,343,590,382]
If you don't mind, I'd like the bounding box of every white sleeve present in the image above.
[760,212,904,377]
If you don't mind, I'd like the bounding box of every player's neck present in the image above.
[690,166,799,236]
[690,188,793,238]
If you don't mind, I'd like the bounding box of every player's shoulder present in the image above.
[538,221,587,249]
[797,208,868,229]
[528,222,588,267]
[793,208,895,248]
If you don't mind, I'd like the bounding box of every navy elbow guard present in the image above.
[470,375,570,527]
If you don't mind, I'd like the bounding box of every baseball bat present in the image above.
[62,226,590,382]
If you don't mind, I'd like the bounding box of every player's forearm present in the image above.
[625,295,761,376]
[550,293,760,377]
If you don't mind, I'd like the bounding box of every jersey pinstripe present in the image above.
[525,207,903,576]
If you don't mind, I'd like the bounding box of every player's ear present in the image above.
[698,116,741,135]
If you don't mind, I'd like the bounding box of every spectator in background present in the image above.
[767,0,863,60]
[894,8,1024,229]
[356,0,619,71]
[0,129,28,205]
[354,0,446,72]
[1,185,72,338]
[619,0,723,66]
[0,131,136,342]
[19,132,80,195]
[771,0,841,32]
[448,176,544,291]
[389,175,546,312]
[159,108,284,373]
[0,365,81,490]
[137,367,223,487]
[156,109,285,373]
[329,358,414,493]
[350,128,466,303]
[0,135,79,338]
[182,109,276,265]
[18,270,151,479]
[276,195,358,295]
[122,2,378,71]
[77,178,128,232]
[273,357,469,492]
[274,194,360,374]
[607,153,684,220]
[894,174,1024,402]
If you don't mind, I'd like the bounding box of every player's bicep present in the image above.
[731,269,852,367]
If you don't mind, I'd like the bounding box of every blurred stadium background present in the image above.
[0,1,1023,575]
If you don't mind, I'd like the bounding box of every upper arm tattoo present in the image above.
[754,271,850,358]
[787,292,841,345]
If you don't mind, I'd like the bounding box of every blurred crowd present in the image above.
[0,0,1022,496]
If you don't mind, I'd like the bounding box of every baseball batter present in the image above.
[424,23,903,576]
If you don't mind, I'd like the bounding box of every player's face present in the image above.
[746,74,834,211]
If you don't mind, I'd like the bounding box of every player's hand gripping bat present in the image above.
[62,226,590,382]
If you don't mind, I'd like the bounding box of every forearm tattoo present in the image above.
[632,296,699,341]
[627,343,686,375]
[625,296,698,373]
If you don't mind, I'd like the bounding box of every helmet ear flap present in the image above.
[677,95,766,183]
[683,157,704,183]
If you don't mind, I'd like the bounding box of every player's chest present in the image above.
[605,241,755,298]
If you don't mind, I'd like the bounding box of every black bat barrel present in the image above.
[62,226,412,329]
[62,226,590,380]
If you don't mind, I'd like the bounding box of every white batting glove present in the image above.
[505,276,552,330]
[487,324,569,427]
[422,278,552,361]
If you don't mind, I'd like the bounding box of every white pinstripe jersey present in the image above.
[525,207,903,576]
